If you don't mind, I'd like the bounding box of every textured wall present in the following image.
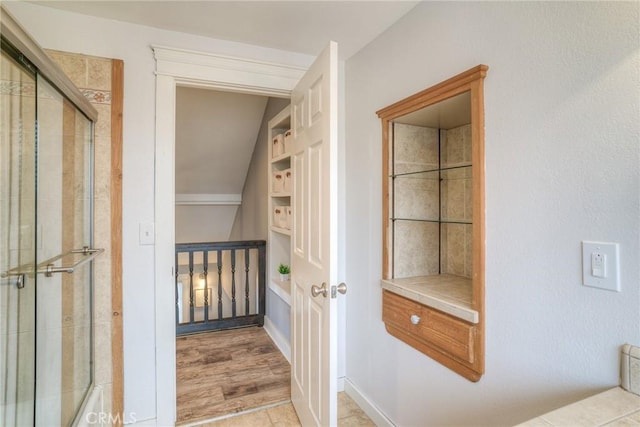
[345,2,640,425]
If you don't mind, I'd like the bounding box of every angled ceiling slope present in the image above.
[175,87,269,196]
[28,0,420,59]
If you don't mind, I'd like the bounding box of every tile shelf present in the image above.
[381,275,477,324]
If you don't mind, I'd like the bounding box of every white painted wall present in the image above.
[344,2,639,425]
[175,205,238,243]
[229,97,290,242]
[3,2,314,423]
[175,87,268,195]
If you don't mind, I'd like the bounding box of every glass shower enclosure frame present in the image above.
[1,7,102,426]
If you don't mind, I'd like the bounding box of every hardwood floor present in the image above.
[176,326,375,426]
[176,327,291,425]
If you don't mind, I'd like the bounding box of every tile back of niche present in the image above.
[441,223,466,276]
[464,224,473,278]
[441,168,467,221]
[394,172,438,220]
[441,124,472,168]
[394,123,439,174]
[394,221,439,278]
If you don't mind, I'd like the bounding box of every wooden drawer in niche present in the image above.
[382,290,475,364]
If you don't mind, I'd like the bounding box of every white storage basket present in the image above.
[285,206,292,230]
[273,206,285,229]
[283,169,292,193]
[284,130,293,154]
[272,134,284,158]
[273,171,284,193]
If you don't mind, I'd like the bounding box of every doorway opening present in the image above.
[172,87,292,423]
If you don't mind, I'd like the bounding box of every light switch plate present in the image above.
[582,241,620,292]
[139,222,155,245]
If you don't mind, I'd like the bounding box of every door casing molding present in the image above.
[152,45,307,425]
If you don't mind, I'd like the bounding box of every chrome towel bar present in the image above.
[40,247,104,277]
[2,246,104,278]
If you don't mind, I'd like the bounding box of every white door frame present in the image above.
[152,45,307,425]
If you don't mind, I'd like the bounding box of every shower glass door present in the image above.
[35,75,94,426]
[1,41,95,425]
[0,47,37,426]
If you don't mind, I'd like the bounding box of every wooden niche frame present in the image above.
[376,65,488,381]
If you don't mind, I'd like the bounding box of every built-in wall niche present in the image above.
[392,92,472,280]
[377,65,487,382]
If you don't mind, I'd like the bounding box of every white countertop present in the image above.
[517,387,640,426]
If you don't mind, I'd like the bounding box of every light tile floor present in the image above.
[192,392,375,427]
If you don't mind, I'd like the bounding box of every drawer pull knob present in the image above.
[410,314,421,325]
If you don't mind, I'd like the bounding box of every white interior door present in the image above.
[290,41,340,426]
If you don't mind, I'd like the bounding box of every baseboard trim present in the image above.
[263,315,291,363]
[344,378,394,427]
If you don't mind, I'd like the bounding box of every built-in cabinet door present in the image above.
[290,41,340,426]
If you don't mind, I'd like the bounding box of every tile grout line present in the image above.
[599,408,640,427]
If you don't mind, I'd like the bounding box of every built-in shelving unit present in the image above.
[267,105,292,305]
[385,106,474,317]
[377,65,488,382]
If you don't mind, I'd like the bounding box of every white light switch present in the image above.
[582,241,620,292]
[139,222,155,245]
[591,252,605,277]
